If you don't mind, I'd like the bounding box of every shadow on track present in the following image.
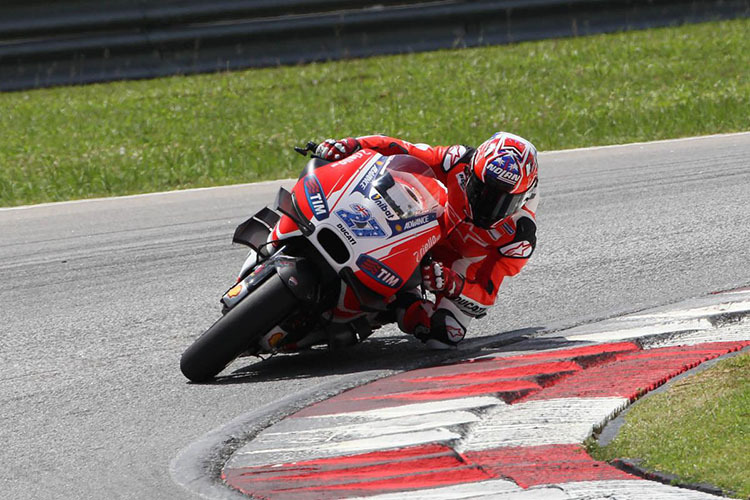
[202,326,553,385]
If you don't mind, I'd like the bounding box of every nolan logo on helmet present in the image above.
[485,155,521,185]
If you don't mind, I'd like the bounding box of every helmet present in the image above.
[465,132,539,229]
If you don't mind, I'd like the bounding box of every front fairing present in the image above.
[284,150,448,298]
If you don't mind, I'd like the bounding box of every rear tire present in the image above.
[180,273,298,382]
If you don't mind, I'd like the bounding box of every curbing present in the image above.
[170,370,388,500]
[170,329,539,498]
[597,345,750,499]
[173,288,750,499]
[221,341,748,498]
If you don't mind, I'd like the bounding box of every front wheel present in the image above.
[180,273,299,382]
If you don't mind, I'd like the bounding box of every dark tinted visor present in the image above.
[466,173,527,229]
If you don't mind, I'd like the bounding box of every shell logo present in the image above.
[227,283,244,298]
[268,332,285,347]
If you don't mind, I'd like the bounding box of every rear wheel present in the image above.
[180,273,299,382]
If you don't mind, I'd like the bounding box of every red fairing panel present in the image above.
[293,150,378,221]
[350,156,448,297]
[271,214,302,242]
[273,150,451,310]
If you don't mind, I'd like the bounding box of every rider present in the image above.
[315,133,539,349]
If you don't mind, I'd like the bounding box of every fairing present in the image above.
[275,150,448,299]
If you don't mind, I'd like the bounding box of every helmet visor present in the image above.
[466,174,527,229]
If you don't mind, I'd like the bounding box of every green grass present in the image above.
[591,353,750,498]
[1,18,749,206]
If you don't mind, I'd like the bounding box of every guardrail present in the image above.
[1,0,748,91]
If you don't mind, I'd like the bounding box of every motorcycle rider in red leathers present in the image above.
[315,132,540,349]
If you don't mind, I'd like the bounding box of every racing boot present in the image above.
[396,293,464,350]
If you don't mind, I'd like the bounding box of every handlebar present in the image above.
[294,141,319,157]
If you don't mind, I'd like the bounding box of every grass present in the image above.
[591,353,750,498]
[1,17,749,207]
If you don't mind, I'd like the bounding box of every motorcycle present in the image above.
[180,144,452,382]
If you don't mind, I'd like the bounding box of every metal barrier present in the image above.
[1,0,748,91]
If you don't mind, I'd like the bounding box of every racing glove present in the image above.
[315,137,360,161]
[421,261,465,299]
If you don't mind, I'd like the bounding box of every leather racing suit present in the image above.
[353,135,539,346]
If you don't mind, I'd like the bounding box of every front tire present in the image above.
[180,273,298,382]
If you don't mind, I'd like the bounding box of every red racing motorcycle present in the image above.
[180,144,452,382]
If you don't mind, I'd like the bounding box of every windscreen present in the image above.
[371,155,443,219]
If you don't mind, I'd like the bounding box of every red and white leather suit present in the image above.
[353,135,539,346]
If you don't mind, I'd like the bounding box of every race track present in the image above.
[1,133,748,499]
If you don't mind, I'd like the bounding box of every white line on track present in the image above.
[540,130,750,155]
[4,131,748,212]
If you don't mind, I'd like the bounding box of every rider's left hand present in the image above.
[421,261,465,299]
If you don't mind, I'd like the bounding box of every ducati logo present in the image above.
[453,296,488,317]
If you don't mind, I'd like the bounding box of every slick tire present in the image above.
[180,273,298,382]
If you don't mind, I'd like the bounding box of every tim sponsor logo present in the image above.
[303,175,329,220]
[356,254,403,288]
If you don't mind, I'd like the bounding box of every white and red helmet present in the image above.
[465,132,539,229]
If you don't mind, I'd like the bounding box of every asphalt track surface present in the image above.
[1,133,749,499]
